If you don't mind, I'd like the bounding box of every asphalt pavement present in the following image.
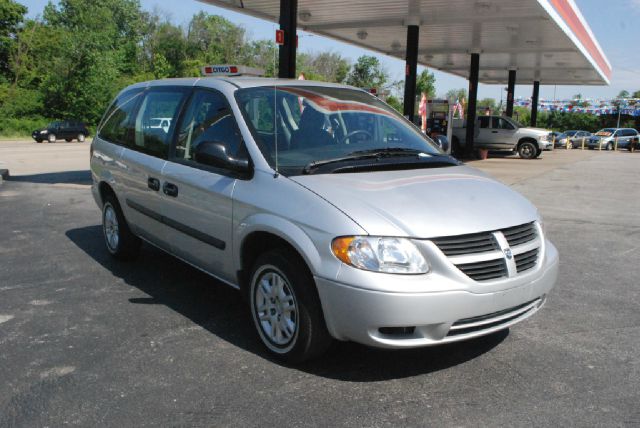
[1,141,639,427]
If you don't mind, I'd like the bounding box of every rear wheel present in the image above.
[101,194,141,260]
[518,141,537,159]
[249,248,332,363]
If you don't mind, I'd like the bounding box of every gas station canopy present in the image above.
[200,0,611,86]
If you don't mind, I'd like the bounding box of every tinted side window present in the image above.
[98,90,143,146]
[494,118,514,130]
[479,116,490,128]
[133,89,187,159]
[175,90,245,165]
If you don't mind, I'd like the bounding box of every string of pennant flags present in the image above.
[513,98,640,116]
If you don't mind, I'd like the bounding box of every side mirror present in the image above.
[194,141,250,172]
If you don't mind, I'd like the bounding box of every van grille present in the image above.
[447,298,543,337]
[502,222,537,247]
[457,258,507,281]
[430,222,540,282]
[430,232,498,256]
[515,248,539,273]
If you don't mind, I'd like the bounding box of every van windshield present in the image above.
[235,86,446,176]
[595,128,615,136]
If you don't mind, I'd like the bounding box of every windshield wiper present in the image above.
[349,147,424,156]
[302,148,429,174]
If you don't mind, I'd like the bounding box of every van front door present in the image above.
[161,89,245,284]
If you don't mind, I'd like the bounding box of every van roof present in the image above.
[126,77,360,92]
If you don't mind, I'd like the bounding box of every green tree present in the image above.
[445,88,467,102]
[385,95,403,113]
[477,98,497,112]
[618,90,630,99]
[186,13,246,65]
[632,90,640,99]
[0,0,28,80]
[416,69,436,98]
[33,0,145,122]
[345,55,388,89]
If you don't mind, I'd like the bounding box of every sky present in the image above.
[19,0,640,102]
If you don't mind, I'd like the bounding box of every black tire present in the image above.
[249,248,332,363]
[36,139,42,143]
[65,138,72,142]
[518,141,538,159]
[606,142,613,151]
[101,193,141,260]
[78,134,85,142]
[48,134,56,143]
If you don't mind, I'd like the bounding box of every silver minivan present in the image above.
[91,77,559,362]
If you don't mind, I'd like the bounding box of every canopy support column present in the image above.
[531,80,540,127]
[506,69,516,117]
[278,0,297,78]
[403,25,419,122]
[465,53,480,157]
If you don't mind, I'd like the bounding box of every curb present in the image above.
[0,168,9,184]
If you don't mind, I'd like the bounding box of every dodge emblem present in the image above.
[504,248,513,259]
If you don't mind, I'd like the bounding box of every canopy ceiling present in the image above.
[199,0,611,85]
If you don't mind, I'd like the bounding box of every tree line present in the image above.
[0,0,439,136]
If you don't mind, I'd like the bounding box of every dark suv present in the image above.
[32,121,89,143]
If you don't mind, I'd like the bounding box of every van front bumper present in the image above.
[315,243,558,348]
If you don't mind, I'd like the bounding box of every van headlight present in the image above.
[331,236,429,274]
[40,130,48,134]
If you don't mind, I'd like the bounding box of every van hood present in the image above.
[518,127,548,136]
[290,166,538,238]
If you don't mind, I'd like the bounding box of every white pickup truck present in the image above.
[451,115,553,159]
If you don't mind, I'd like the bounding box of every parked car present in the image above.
[550,132,567,148]
[91,77,558,362]
[32,120,89,143]
[148,117,172,133]
[587,128,639,151]
[452,115,552,159]
[561,130,592,148]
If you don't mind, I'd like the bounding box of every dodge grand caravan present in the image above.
[91,77,559,362]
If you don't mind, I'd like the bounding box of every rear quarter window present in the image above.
[98,89,143,146]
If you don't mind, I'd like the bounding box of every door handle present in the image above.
[491,130,499,133]
[147,177,160,191]
[163,182,179,197]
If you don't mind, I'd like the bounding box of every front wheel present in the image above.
[249,249,332,363]
[606,142,613,151]
[518,141,538,159]
[102,194,141,260]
